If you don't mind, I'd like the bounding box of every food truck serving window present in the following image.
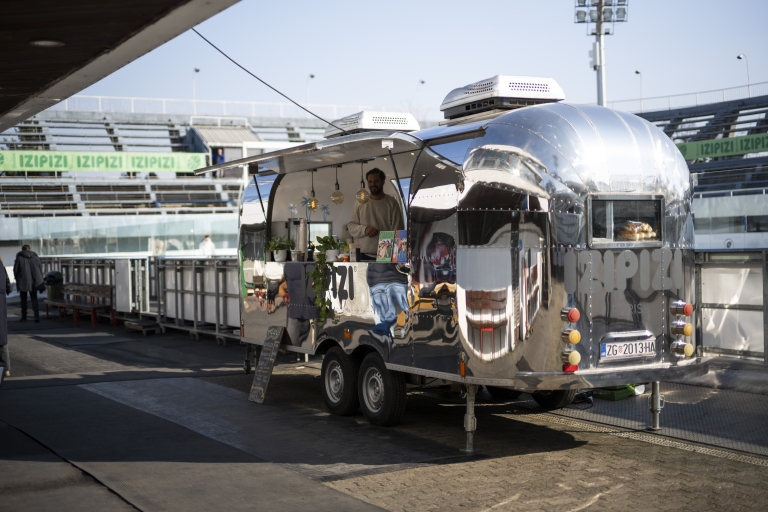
[588,195,663,248]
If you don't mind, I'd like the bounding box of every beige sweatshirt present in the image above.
[347,194,404,254]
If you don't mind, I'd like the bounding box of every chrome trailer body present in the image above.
[235,103,707,393]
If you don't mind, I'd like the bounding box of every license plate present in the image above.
[600,340,655,360]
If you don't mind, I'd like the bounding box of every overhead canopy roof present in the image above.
[197,131,424,175]
[195,122,489,175]
[0,0,240,133]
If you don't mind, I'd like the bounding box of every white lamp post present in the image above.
[193,68,200,115]
[737,54,751,98]
[417,79,425,120]
[635,70,642,112]
[306,74,315,105]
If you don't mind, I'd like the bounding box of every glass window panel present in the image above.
[746,215,768,233]
[612,200,661,241]
[308,222,332,244]
[430,139,474,165]
[711,216,744,234]
[590,198,661,243]
[693,215,711,234]
[591,200,608,239]
[458,211,513,247]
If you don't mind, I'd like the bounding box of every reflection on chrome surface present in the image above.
[237,103,705,390]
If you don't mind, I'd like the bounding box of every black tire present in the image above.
[243,359,251,374]
[532,389,577,409]
[321,346,360,416]
[486,386,522,401]
[357,352,407,426]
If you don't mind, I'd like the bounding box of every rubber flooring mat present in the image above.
[514,382,768,456]
[81,377,464,481]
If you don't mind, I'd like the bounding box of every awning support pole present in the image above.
[387,148,408,215]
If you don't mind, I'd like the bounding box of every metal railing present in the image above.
[41,256,241,344]
[156,258,240,343]
[47,84,768,122]
[41,256,152,314]
[46,95,443,122]
[695,250,768,363]
[610,81,768,113]
[42,257,117,288]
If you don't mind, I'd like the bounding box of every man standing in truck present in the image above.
[347,168,404,260]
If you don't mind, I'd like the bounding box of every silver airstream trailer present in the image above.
[204,75,708,435]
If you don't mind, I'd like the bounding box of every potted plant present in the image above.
[266,236,295,262]
[311,235,344,324]
[317,235,343,262]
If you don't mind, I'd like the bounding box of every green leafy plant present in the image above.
[266,236,295,252]
[315,235,343,251]
[311,235,342,325]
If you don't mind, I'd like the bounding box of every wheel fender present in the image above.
[316,331,389,361]
[314,336,342,356]
[356,334,390,362]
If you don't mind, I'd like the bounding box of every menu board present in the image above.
[248,325,285,403]
[376,231,395,262]
[393,230,408,262]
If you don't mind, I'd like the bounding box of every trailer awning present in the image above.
[194,120,489,176]
[195,131,422,175]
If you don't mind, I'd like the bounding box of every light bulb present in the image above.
[331,187,345,205]
[308,196,319,210]
[356,187,369,203]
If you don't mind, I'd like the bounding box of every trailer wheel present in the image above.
[532,389,577,409]
[358,353,406,426]
[321,346,360,416]
[486,386,522,401]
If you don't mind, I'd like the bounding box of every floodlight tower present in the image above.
[574,0,629,107]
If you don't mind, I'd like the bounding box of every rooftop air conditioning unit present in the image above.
[440,75,565,120]
[323,111,420,139]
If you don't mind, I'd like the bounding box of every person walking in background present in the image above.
[13,245,43,323]
[1,257,11,380]
[199,235,215,257]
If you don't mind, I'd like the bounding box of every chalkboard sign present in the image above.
[248,325,286,403]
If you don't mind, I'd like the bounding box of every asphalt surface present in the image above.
[1,304,767,511]
[0,307,382,511]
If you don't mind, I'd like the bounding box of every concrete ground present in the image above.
[1,304,767,511]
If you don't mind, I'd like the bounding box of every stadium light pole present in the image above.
[417,79,425,120]
[575,0,629,107]
[737,54,751,97]
[635,70,642,111]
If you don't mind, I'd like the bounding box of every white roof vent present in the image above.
[323,111,420,138]
[440,75,565,120]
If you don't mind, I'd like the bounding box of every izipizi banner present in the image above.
[0,151,207,173]
[676,132,768,160]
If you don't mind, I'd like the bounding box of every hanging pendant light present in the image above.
[331,165,344,204]
[356,162,369,203]
[308,169,319,210]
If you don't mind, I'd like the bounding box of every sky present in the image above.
[81,0,767,119]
